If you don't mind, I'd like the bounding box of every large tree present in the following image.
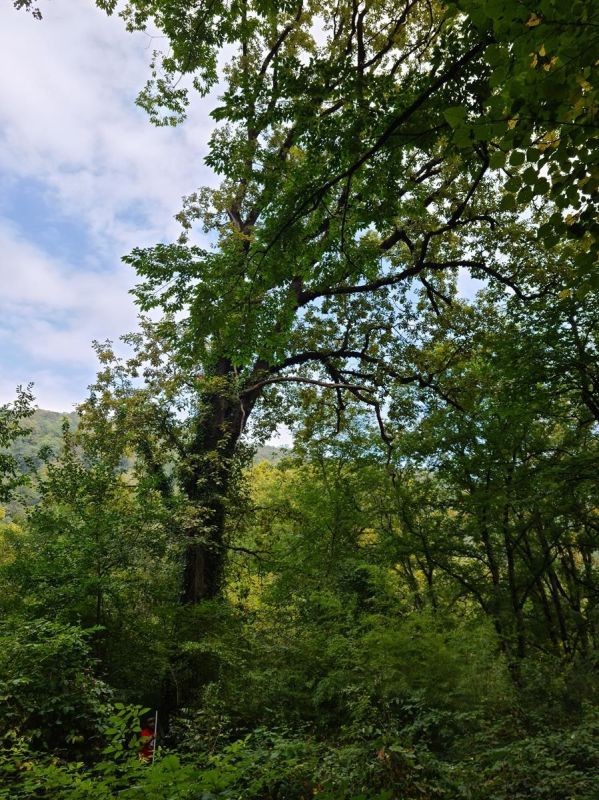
[18,0,596,602]
[94,1,595,604]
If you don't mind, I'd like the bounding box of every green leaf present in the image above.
[489,151,506,169]
[517,185,534,204]
[499,193,517,211]
[533,177,550,195]
[443,106,467,128]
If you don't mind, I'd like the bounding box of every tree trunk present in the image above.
[178,357,257,603]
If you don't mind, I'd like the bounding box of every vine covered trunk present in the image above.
[179,358,254,603]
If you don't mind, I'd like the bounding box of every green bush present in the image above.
[0,617,111,755]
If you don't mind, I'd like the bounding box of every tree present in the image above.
[83,0,543,604]
[0,386,34,505]
[105,0,597,252]
[18,1,596,604]
[3,417,179,698]
[383,293,599,671]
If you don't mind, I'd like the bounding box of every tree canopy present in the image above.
[70,0,595,604]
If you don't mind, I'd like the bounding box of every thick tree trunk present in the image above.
[178,357,257,604]
[182,527,226,602]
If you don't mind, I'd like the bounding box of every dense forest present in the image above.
[2,0,598,798]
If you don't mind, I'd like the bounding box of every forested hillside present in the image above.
[9,410,283,470]
[10,409,79,464]
[2,1,598,798]
[3,409,284,516]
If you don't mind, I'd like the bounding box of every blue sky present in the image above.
[0,1,214,411]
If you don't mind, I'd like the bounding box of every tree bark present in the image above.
[178,358,259,603]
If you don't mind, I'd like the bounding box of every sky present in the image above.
[0,1,215,412]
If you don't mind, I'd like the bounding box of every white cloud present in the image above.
[0,1,219,411]
[0,1,216,252]
[0,221,137,362]
[0,366,86,413]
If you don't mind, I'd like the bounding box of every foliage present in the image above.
[1,314,598,796]
[1,419,180,701]
[11,0,42,20]
[0,386,34,504]
[0,617,111,755]
[464,711,599,800]
[5,3,599,799]
[448,0,598,251]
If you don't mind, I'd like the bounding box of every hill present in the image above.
[10,410,286,466]
[10,408,79,469]
[3,410,287,516]
[253,444,287,464]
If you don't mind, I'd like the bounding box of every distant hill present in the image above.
[4,411,286,516]
[10,410,286,463]
[2,409,78,517]
[10,408,79,469]
[11,410,285,461]
[253,444,288,464]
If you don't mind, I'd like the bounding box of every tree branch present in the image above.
[240,375,377,396]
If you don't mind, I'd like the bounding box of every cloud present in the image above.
[0,1,218,411]
[0,221,138,405]
[0,1,216,251]
[0,364,90,414]
[0,269,131,413]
